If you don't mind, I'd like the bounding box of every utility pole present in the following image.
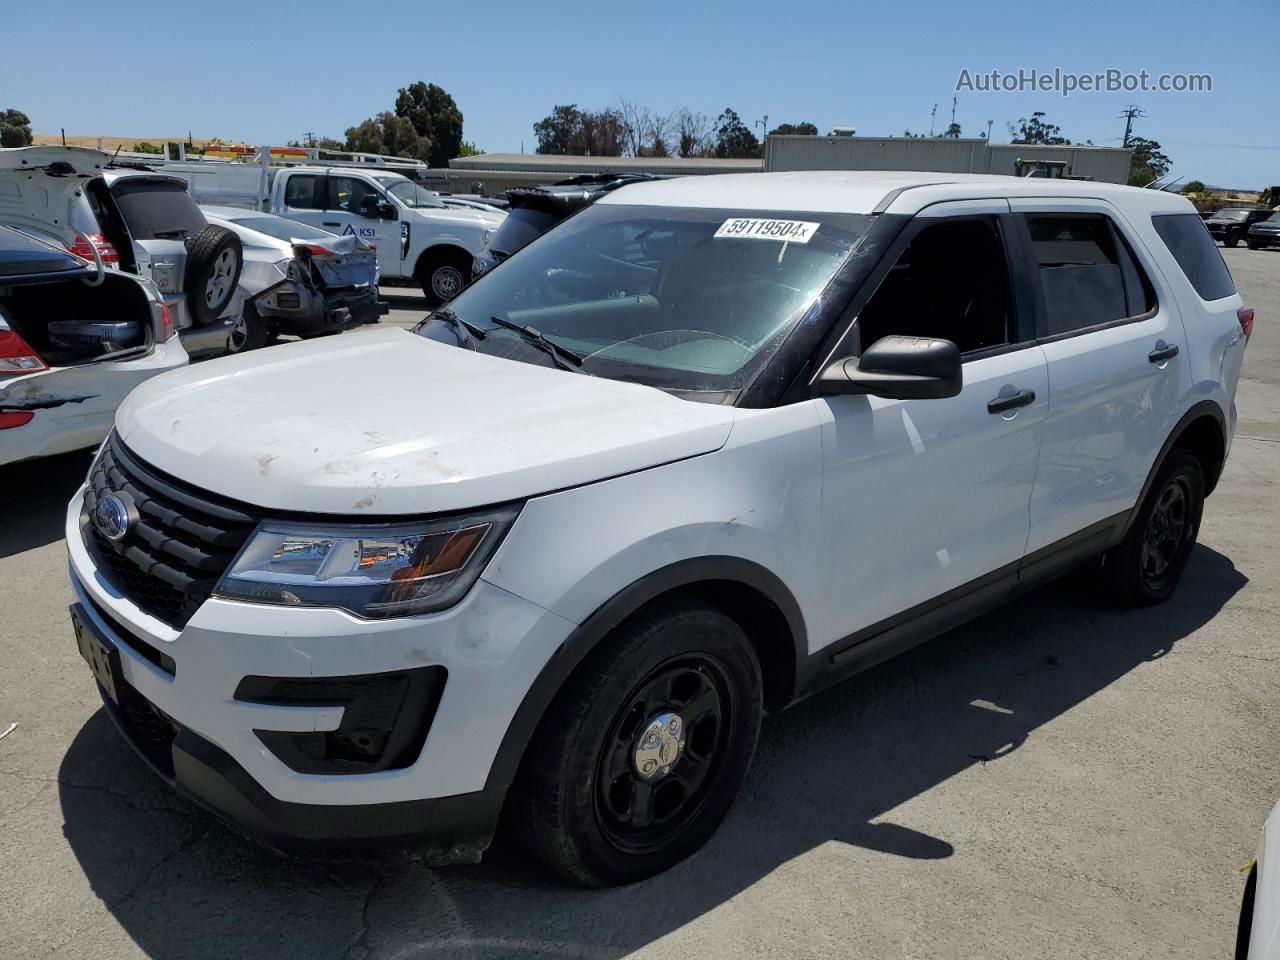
[929,103,937,137]
[1119,105,1145,147]
[302,131,317,147]
[950,96,957,133]
[986,119,994,141]
[755,115,769,138]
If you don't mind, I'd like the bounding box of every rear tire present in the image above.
[184,226,243,325]
[1104,449,1204,606]
[416,250,471,307]
[1225,232,1240,248]
[510,600,762,887]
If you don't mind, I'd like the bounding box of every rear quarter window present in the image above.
[1151,214,1237,301]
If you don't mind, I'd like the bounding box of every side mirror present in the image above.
[818,335,962,400]
[377,200,397,221]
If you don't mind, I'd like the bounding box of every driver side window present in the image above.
[327,176,382,219]
[857,218,1014,356]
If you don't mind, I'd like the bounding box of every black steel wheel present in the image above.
[1105,449,1204,605]
[594,654,733,854]
[510,600,761,886]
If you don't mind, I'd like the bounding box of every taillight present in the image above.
[154,302,176,341]
[0,322,48,375]
[1238,306,1255,342]
[0,412,34,430]
[66,233,120,265]
[295,243,334,257]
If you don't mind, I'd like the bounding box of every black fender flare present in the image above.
[1123,399,1228,536]
[483,556,807,791]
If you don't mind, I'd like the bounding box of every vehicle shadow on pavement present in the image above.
[0,449,91,559]
[57,545,1246,960]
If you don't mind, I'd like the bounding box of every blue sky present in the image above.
[3,0,1274,188]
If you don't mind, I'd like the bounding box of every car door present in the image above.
[815,201,1049,646]
[1008,199,1191,554]
[317,174,400,273]
[274,172,327,230]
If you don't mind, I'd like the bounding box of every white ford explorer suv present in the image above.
[65,172,1251,886]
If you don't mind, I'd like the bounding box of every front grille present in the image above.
[83,435,261,629]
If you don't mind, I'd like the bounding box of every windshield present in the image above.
[1214,209,1247,221]
[226,216,336,242]
[428,203,872,393]
[112,179,207,240]
[1266,213,1280,223]
[378,178,445,209]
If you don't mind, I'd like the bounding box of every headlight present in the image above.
[214,505,519,618]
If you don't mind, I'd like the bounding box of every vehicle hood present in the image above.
[115,328,735,515]
[0,146,109,246]
[409,205,506,230]
[1250,220,1280,232]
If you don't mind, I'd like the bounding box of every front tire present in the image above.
[1247,239,1261,250]
[1105,449,1205,605]
[1225,231,1240,248]
[416,250,471,307]
[510,600,762,886]
[223,304,272,354]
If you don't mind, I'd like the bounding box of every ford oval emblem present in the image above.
[93,493,133,542]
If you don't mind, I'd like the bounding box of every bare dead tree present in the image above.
[671,107,712,158]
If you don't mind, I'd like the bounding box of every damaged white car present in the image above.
[200,206,385,352]
[0,226,185,465]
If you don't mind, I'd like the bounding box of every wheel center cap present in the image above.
[633,712,685,781]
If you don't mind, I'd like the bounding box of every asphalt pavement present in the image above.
[2,250,1278,959]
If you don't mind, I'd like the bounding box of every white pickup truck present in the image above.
[160,161,506,305]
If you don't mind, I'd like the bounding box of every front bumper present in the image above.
[1248,231,1280,247]
[66,485,577,854]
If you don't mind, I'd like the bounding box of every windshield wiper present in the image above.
[427,307,488,342]
[487,316,586,371]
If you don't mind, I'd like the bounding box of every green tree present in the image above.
[942,122,962,139]
[713,108,760,159]
[1180,180,1206,194]
[131,142,163,154]
[0,108,33,147]
[768,122,818,136]
[457,141,483,158]
[1126,136,1172,186]
[1009,112,1070,145]
[344,112,430,163]
[533,105,624,156]
[394,82,463,167]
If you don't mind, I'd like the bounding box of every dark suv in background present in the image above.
[471,174,659,278]
[1203,207,1274,247]
[1246,211,1280,249]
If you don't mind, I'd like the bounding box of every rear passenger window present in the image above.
[284,175,321,210]
[1152,213,1237,301]
[1024,214,1156,336]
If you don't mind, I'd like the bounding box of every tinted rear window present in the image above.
[112,180,207,241]
[1151,214,1236,301]
[490,207,561,256]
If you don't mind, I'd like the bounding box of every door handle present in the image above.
[1148,344,1180,364]
[322,221,341,227]
[987,389,1036,414]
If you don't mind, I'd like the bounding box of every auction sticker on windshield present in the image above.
[714,218,819,243]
